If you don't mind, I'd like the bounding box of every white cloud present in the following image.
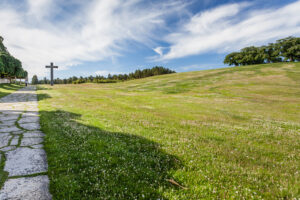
[155,0,300,60]
[27,0,53,19]
[0,0,185,78]
[2,0,300,78]
[153,47,164,56]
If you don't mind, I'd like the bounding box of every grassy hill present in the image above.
[38,62,300,199]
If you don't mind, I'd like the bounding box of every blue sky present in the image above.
[0,0,299,79]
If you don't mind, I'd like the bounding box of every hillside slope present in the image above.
[38,62,300,199]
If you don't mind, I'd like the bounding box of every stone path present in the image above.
[0,86,52,199]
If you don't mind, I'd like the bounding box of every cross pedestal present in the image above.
[45,62,58,86]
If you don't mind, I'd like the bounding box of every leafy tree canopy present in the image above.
[224,36,300,66]
[32,75,38,84]
[0,36,27,79]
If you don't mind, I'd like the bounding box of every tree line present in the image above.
[32,66,175,84]
[0,36,28,81]
[224,36,300,66]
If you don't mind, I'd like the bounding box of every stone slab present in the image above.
[0,120,16,126]
[22,112,39,117]
[23,131,45,138]
[21,137,43,146]
[10,135,19,145]
[0,114,19,121]
[11,130,24,135]
[0,146,16,152]
[0,126,21,133]
[0,176,52,200]
[4,147,48,177]
[19,116,39,124]
[0,111,22,116]
[0,133,11,148]
[0,125,10,131]
[19,122,40,131]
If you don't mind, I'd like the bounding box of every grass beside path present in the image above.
[0,84,24,98]
[38,63,300,199]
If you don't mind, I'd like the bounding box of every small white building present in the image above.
[0,78,10,84]
[0,78,26,84]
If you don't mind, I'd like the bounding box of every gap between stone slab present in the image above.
[7,137,13,147]
[18,146,34,149]
[7,134,16,146]
[0,146,17,152]
[17,133,24,147]
[8,172,48,180]
[15,113,29,132]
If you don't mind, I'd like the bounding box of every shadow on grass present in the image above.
[0,92,10,99]
[37,93,51,101]
[0,84,24,99]
[40,110,182,199]
[0,84,23,91]
[36,86,53,91]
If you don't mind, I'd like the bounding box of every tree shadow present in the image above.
[0,92,10,99]
[37,93,51,101]
[0,84,23,91]
[36,86,53,91]
[0,84,24,98]
[40,110,183,199]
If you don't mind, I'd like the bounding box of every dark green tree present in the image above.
[276,37,300,62]
[224,52,241,66]
[224,36,300,66]
[32,75,38,84]
[0,36,27,80]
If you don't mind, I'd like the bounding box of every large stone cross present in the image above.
[45,62,58,86]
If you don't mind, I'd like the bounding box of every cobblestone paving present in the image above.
[0,86,52,200]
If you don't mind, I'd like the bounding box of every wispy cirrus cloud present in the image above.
[2,0,300,78]
[0,0,186,78]
[154,0,300,60]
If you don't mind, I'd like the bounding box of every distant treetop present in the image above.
[36,66,176,85]
[224,36,300,66]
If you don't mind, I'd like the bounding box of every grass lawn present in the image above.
[0,83,24,98]
[37,63,300,199]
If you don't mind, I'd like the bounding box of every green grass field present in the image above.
[0,84,24,98]
[37,63,300,199]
